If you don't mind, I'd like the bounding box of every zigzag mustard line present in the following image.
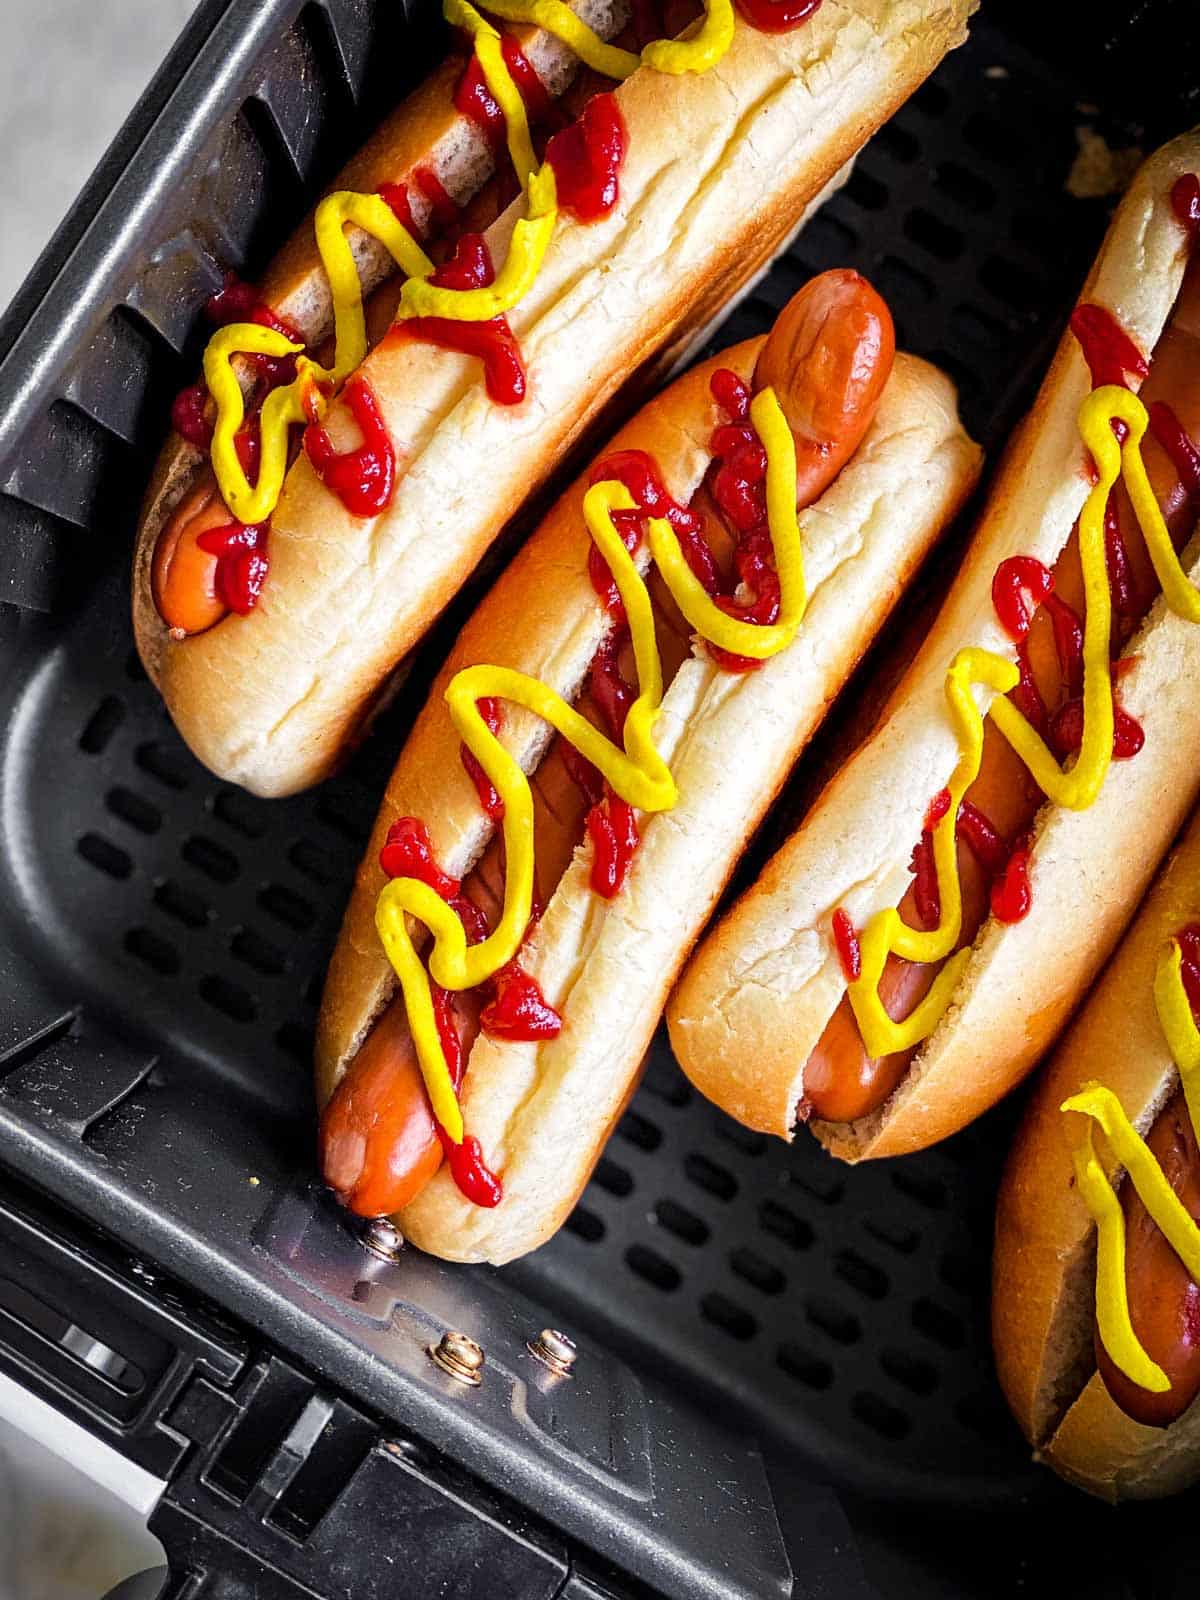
[1064,938,1200,1392]
[376,387,803,1145]
[845,385,1200,1060]
[198,0,735,525]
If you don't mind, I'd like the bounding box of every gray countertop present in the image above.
[0,0,199,310]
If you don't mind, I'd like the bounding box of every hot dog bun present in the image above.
[993,808,1200,1500]
[134,0,975,798]
[668,127,1200,1158]
[134,0,626,617]
[316,335,981,1264]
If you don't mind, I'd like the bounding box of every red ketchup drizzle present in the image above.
[398,233,526,405]
[1149,400,1200,502]
[545,94,628,222]
[172,384,212,449]
[479,965,563,1040]
[1049,696,1145,762]
[706,370,784,673]
[1069,304,1149,391]
[955,799,1008,875]
[379,816,460,897]
[461,696,505,820]
[831,907,861,983]
[378,821,505,1207]
[734,0,822,32]
[211,281,300,396]
[454,37,559,149]
[991,555,1084,732]
[587,449,715,620]
[431,987,503,1208]
[171,277,301,447]
[1172,174,1200,243]
[711,368,751,420]
[378,181,425,240]
[910,788,951,930]
[586,792,639,898]
[916,787,1033,929]
[194,521,269,614]
[990,837,1032,924]
[1177,923,1200,1015]
[590,631,636,739]
[1104,495,1135,616]
[579,628,641,896]
[303,376,396,516]
[414,166,458,229]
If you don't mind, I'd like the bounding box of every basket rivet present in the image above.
[526,1328,577,1378]
[361,1217,404,1262]
[428,1330,486,1386]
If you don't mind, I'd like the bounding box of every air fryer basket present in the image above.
[2,1,1200,1595]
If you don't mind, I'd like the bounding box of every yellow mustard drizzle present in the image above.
[1063,939,1200,1393]
[375,387,804,1145]
[846,385,1200,1061]
[198,0,735,526]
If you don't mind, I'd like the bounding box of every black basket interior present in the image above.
[2,1,1200,1595]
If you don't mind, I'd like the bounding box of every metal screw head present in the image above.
[428,1330,485,1386]
[361,1217,404,1262]
[526,1328,577,1378]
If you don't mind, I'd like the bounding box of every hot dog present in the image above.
[993,808,1200,1500]
[315,272,980,1263]
[668,129,1200,1161]
[132,0,975,798]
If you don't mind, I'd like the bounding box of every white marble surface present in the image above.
[2,10,205,1591]
[0,0,200,310]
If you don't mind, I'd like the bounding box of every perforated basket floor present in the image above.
[1,1,1197,1593]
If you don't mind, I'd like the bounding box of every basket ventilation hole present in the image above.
[617,1110,661,1152]
[864,1217,919,1255]
[776,1343,833,1391]
[625,1244,680,1292]
[683,1153,737,1201]
[834,1248,890,1301]
[79,696,125,754]
[258,883,316,931]
[565,1206,605,1243]
[879,1347,938,1396]
[106,787,162,836]
[231,928,287,977]
[77,833,133,880]
[213,789,267,839]
[199,974,257,1023]
[806,1298,861,1347]
[288,839,334,884]
[730,1247,785,1297]
[182,834,239,884]
[714,1120,766,1157]
[935,160,997,214]
[653,1199,709,1247]
[591,1157,633,1198]
[700,1293,756,1342]
[758,1200,813,1251]
[642,1060,691,1107]
[851,1391,911,1442]
[124,927,180,977]
[153,880,210,929]
[135,741,189,790]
